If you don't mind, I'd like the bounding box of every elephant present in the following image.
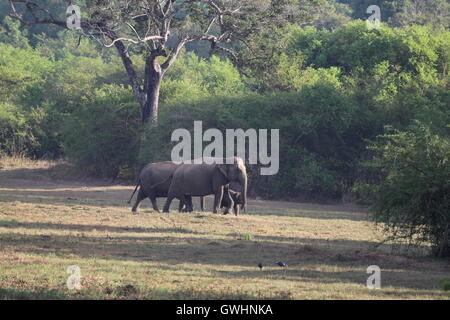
[162,157,247,214]
[127,161,194,213]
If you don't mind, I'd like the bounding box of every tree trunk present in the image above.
[114,42,164,173]
[114,42,162,124]
[142,56,162,124]
[114,41,145,108]
[135,55,163,172]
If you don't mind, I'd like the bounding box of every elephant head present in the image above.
[217,157,247,211]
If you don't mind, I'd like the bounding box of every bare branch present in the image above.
[113,39,145,104]
[161,36,192,72]
[205,16,217,34]
[163,0,176,16]
[103,35,165,48]
[9,0,68,28]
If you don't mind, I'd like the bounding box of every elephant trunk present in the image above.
[240,174,247,212]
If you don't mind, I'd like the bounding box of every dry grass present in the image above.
[0,154,56,170]
[0,157,449,300]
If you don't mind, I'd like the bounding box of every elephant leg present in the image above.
[233,203,240,216]
[222,188,234,215]
[162,195,175,213]
[149,196,160,213]
[200,196,205,211]
[223,197,234,215]
[220,195,228,214]
[131,188,145,213]
[186,195,194,212]
[178,196,192,212]
[178,199,184,212]
[179,195,193,212]
[213,188,224,214]
[231,193,240,216]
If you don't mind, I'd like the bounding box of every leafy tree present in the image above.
[337,0,450,29]
[298,0,352,30]
[7,0,312,167]
[7,0,303,123]
[0,43,54,157]
[337,0,400,22]
[0,16,30,48]
[368,123,450,257]
[58,49,249,174]
[388,0,450,29]
[161,51,249,104]
[0,43,52,101]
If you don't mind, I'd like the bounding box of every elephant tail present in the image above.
[127,180,140,204]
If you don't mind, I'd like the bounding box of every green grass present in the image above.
[0,159,449,300]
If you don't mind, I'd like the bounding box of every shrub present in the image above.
[0,102,34,156]
[141,80,355,199]
[61,84,140,178]
[368,123,450,257]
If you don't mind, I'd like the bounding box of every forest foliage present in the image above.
[0,1,448,199]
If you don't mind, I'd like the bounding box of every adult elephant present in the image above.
[162,157,247,214]
[128,161,193,213]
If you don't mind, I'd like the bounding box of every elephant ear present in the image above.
[216,164,228,179]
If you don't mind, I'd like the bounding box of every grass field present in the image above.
[0,157,449,299]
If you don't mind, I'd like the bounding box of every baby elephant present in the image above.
[220,186,244,216]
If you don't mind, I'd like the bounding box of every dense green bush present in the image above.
[160,52,250,104]
[141,79,356,199]
[0,40,130,159]
[368,123,450,257]
[61,84,140,178]
[0,102,33,156]
[0,43,54,157]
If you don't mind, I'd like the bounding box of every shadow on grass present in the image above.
[0,285,270,300]
[0,222,446,292]
[247,203,369,221]
[0,189,134,208]
[0,220,203,235]
[0,189,369,222]
[140,261,450,297]
[0,188,206,212]
[0,230,376,266]
[0,287,66,300]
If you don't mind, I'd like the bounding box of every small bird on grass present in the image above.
[258,263,264,270]
[276,261,288,268]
